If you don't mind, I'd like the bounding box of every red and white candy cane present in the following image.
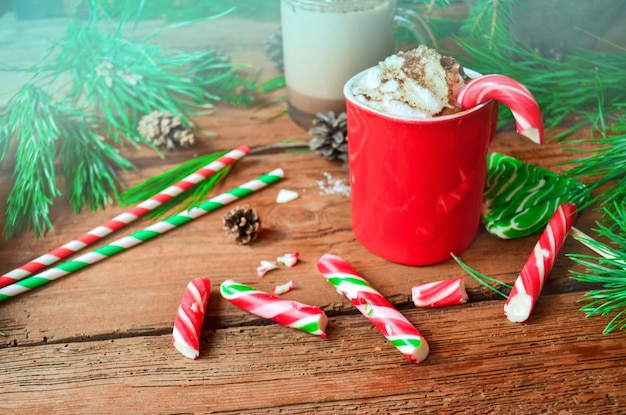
[504,202,578,323]
[172,277,212,360]
[457,74,544,144]
[317,254,429,364]
[220,279,328,338]
[412,277,468,308]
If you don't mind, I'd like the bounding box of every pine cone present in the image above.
[308,111,348,166]
[223,205,262,245]
[137,110,195,151]
[264,28,283,72]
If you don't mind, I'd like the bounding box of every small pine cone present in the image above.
[138,110,195,151]
[263,28,283,72]
[308,111,348,165]
[223,205,262,245]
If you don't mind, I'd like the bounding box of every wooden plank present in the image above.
[2,292,624,414]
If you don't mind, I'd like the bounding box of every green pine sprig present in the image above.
[118,141,310,221]
[451,254,512,299]
[36,9,242,144]
[569,203,626,334]
[118,151,232,219]
[0,85,134,238]
[564,111,626,218]
[458,0,517,51]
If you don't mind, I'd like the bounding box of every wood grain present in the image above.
[2,292,625,414]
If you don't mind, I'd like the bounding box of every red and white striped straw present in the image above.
[0,145,249,289]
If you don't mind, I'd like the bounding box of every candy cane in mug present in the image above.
[457,74,544,144]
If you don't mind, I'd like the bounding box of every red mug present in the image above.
[344,68,498,266]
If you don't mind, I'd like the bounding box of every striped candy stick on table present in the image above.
[172,277,212,360]
[220,279,328,337]
[0,168,283,303]
[0,145,250,289]
[504,202,578,323]
[317,254,430,364]
[457,74,544,144]
[411,277,468,308]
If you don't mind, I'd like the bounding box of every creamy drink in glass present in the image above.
[281,0,423,129]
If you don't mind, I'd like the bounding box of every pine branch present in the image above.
[459,0,516,50]
[118,141,310,221]
[451,254,512,299]
[564,113,626,217]
[37,14,246,144]
[569,203,626,333]
[118,151,231,219]
[1,86,62,238]
[58,114,135,213]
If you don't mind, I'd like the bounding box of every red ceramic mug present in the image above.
[344,68,499,266]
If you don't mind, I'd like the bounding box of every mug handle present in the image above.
[394,7,438,48]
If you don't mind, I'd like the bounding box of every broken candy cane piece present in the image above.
[412,278,468,308]
[273,280,295,295]
[457,74,544,144]
[483,152,589,239]
[172,277,211,360]
[504,202,578,323]
[220,279,327,337]
[317,253,429,364]
[257,260,279,278]
[276,189,299,203]
[277,252,300,268]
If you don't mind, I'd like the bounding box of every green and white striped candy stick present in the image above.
[220,279,328,337]
[317,254,429,364]
[0,169,284,303]
[483,153,589,239]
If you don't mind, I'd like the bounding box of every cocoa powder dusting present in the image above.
[440,56,464,115]
[401,48,441,94]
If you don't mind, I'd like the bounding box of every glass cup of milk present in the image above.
[280,0,428,129]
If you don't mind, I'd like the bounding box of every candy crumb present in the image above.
[257,260,279,278]
[273,280,295,295]
[277,252,300,268]
[317,172,350,197]
[276,189,299,203]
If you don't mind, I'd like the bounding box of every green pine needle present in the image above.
[565,113,626,217]
[459,0,516,51]
[118,151,232,219]
[569,203,626,334]
[451,254,512,299]
[0,85,135,238]
[38,12,244,144]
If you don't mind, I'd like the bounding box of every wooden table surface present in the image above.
[1,16,625,415]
